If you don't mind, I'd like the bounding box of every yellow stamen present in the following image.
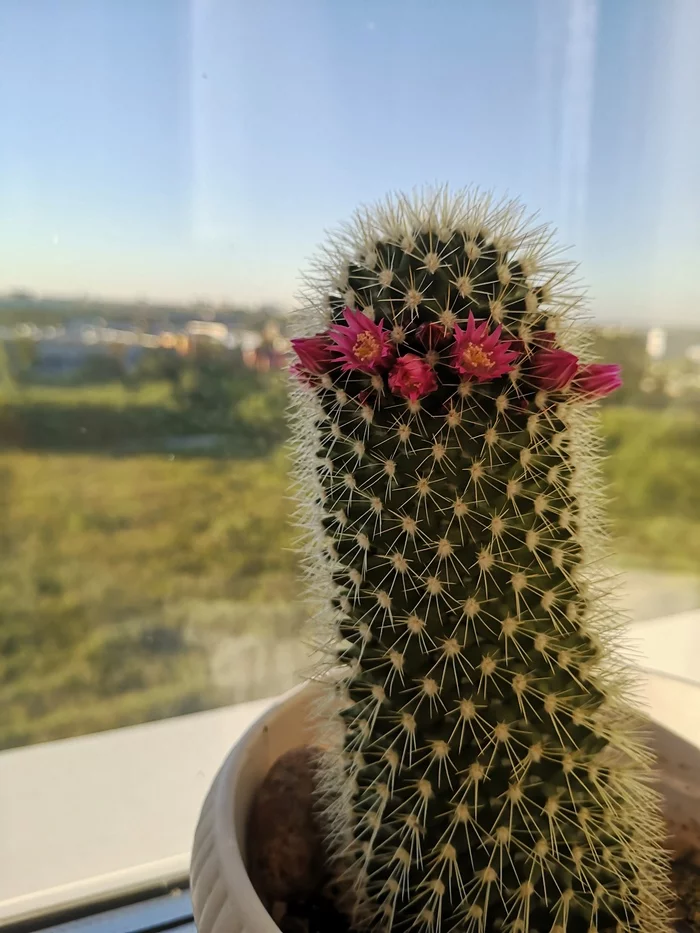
[462,342,494,370]
[353,331,381,362]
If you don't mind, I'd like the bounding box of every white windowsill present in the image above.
[1,610,699,927]
[0,697,276,926]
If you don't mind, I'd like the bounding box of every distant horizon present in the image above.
[2,286,699,333]
[2,1,700,327]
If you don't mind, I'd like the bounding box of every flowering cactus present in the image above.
[289,189,669,933]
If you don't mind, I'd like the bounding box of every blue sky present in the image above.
[1,0,699,324]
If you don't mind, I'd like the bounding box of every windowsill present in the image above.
[0,697,275,927]
[1,610,699,927]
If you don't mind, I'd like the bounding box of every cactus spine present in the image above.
[290,189,670,933]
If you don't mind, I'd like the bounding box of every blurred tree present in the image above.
[0,342,17,399]
[77,353,125,384]
[136,347,183,387]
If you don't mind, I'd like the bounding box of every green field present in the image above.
[0,448,304,748]
[1,372,698,750]
[603,406,700,573]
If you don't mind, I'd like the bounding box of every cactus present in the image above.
[289,188,670,933]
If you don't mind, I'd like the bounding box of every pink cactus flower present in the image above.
[329,307,395,373]
[290,334,333,374]
[573,363,623,399]
[388,354,437,401]
[498,337,526,358]
[451,312,519,383]
[417,322,451,350]
[289,362,314,386]
[531,347,580,390]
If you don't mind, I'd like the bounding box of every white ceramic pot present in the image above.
[191,684,318,933]
[190,682,700,933]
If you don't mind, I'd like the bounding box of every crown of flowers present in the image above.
[291,306,621,404]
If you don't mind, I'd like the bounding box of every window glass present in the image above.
[1,0,698,758]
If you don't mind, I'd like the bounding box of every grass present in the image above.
[0,382,698,750]
[0,447,302,748]
[601,406,700,573]
[15,380,175,407]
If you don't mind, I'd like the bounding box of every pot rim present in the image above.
[191,683,313,933]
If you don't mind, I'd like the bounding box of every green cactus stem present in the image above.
[289,188,670,933]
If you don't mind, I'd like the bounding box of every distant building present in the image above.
[186,321,229,343]
[646,327,667,360]
[239,331,263,352]
[658,328,700,361]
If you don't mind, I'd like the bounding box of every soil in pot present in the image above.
[276,888,352,933]
[674,860,700,931]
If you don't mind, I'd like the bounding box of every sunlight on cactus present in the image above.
[288,187,669,933]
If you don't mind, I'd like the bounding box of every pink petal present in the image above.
[573,363,622,399]
[531,347,579,390]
